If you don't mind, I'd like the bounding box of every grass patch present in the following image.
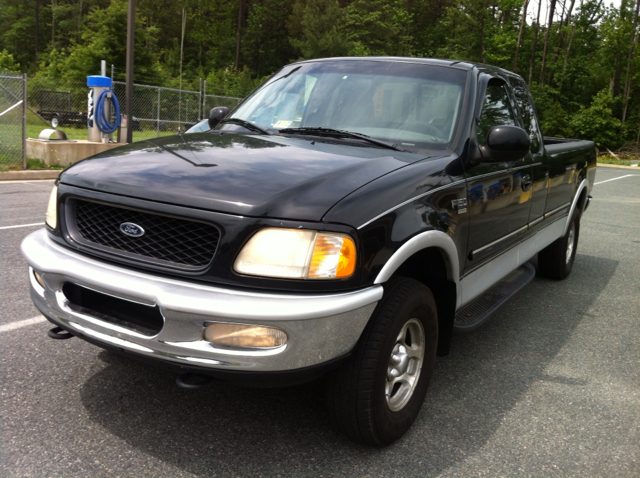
[597,153,640,167]
[27,158,66,170]
[0,158,66,172]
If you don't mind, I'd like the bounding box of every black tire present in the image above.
[326,277,438,446]
[538,208,580,280]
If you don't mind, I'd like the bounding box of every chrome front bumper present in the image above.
[21,229,382,372]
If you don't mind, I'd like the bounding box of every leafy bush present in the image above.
[0,49,20,72]
[569,89,622,149]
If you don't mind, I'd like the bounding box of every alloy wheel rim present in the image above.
[385,318,425,412]
[566,222,576,264]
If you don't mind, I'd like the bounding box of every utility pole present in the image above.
[35,0,40,60]
[125,0,136,143]
[179,7,185,131]
[235,0,244,70]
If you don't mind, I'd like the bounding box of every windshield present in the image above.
[226,60,467,150]
[185,119,210,133]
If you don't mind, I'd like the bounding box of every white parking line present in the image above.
[0,179,55,184]
[594,174,640,185]
[0,222,44,230]
[0,316,46,333]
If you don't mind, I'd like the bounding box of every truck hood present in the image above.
[60,133,428,221]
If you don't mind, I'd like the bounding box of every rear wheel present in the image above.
[326,278,438,446]
[538,208,580,280]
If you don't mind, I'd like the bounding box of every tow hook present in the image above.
[47,326,75,340]
[176,372,214,390]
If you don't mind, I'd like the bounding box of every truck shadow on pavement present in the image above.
[80,254,617,476]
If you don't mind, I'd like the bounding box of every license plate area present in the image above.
[62,282,164,337]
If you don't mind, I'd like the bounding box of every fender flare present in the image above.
[373,230,460,285]
[564,179,588,235]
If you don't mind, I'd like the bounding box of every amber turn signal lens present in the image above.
[203,322,287,348]
[45,185,58,230]
[308,234,356,279]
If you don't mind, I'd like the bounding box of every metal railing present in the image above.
[0,71,27,169]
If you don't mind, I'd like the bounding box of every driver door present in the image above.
[464,78,534,273]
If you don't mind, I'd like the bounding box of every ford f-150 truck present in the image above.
[21,57,596,446]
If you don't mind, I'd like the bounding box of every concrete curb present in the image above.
[0,170,61,181]
[597,163,639,170]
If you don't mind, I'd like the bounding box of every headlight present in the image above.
[45,185,58,229]
[234,228,356,279]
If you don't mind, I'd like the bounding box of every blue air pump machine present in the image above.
[87,75,121,143]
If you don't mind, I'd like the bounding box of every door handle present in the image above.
[521,174,532,192]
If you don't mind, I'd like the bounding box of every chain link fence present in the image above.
[28,76,89,130]
[113,81,198,139]
[0,71,26,169]
[111,81,242,140]
[203,79,243,114]
[2,73,244,168]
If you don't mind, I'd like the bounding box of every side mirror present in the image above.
[208,106,230,129]
[481,125,530,162]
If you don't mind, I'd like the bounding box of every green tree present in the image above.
[343,0,412,56]
[37,0,159,83]
[243,0,296,76]
[528,83,570,137]
[287,0,351,59]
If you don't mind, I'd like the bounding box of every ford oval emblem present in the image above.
[120,222,145,237]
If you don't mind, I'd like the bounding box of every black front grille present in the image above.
[72,199,220,268]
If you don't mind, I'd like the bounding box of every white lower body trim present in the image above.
[458,217,565,309]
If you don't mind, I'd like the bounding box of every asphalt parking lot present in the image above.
[1,167,639,477]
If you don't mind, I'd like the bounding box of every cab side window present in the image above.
[508,77,543,153]
[477,81,515,146]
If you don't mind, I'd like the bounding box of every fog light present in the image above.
[204,323,287,348]
[33,270,45,289]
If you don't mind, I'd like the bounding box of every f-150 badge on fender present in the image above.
[451,198,468,214]
[120,222,145,237]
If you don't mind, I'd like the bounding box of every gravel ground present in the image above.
[0,167,638,477]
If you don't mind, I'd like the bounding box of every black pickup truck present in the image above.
[21,57,596,446]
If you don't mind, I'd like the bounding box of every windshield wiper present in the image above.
[219,118,272,135]
[278,127,407,152]
[271,65,302,83]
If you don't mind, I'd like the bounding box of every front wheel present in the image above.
[538,208,580,280]
[326,278,438,446]
[50,114,60,128]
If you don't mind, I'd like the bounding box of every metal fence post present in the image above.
[111,64,114,82]
[203,80,206,118]
[156,86,160,138]
[199,78,202,121]
[22,73,27,169]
